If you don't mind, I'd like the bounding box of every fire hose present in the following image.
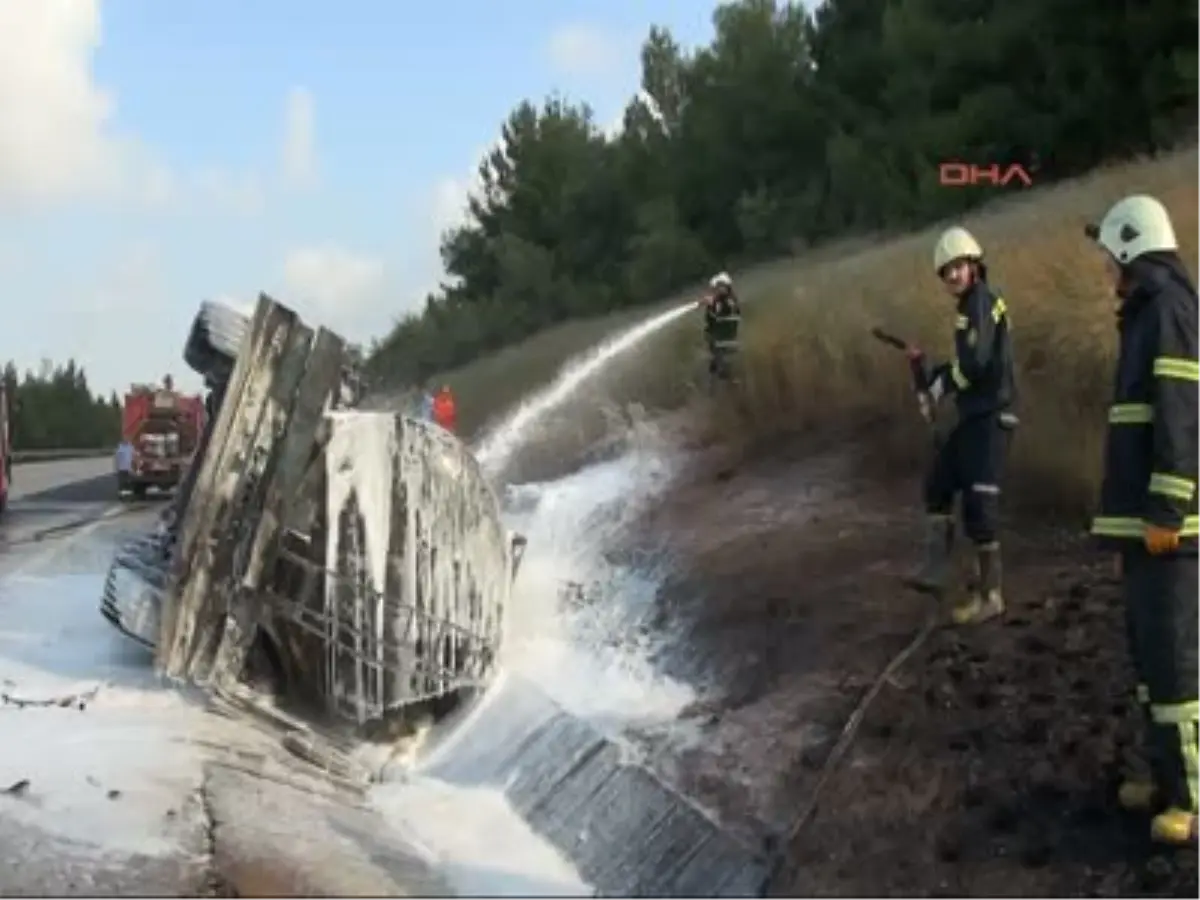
[870,326,946,450]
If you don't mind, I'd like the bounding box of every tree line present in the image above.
[2,360,122,452]
[364,0,1196,387]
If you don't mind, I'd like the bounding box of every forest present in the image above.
[1,361,122,452]
[364,0,1196,386]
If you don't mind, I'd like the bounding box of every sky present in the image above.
[0,0,719,397]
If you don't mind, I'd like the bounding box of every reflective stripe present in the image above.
[1152,702,1200,810]
[1137,683,1150,705]
[999,411,1019,428]
[971,483,999,494]
[1151,701,1200,725]
[1182,722,1199,809]
[1109,403,1153,424]
[947,298,1005,388]
[1149,472,1197,502]
[712,340,739,349]
[1091,515,1200,538]
[713,314,740,323]
[1153,356,1200,380]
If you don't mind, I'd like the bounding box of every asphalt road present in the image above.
[9,456,119,504]
[0,456,456,897]
[1,457,163,576]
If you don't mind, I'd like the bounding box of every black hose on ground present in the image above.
[757,610,940,896]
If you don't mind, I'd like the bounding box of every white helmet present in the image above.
[710,272,733,289]
[1086,194,1177,264]
[933,226,983,273]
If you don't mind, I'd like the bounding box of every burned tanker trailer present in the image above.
[102,294,524,738]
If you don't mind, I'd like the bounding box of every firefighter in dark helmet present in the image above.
[904,226,1018,625]
[1085,194,1198,845]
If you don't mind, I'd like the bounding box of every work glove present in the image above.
[1144,523,1181,555]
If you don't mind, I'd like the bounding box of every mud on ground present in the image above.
[629,448,1198,898]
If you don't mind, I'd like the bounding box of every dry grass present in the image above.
[709,146,1199,518]
[421,243,886,444]
[431,147,1197,515]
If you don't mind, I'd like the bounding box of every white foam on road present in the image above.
[373,309,698,894]
[375,773,589,897]
[501,431,693,727]
[0,569,210,859]
[2,304,701,895]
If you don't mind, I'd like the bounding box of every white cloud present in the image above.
[0,1,271,216]
[280,244,385,334]
[0,0,125,207]
[546,23,623,77]
[281,86,317,188]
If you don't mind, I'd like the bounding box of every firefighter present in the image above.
[1085,195,1198,845]
[904,226,1018,625]
[702,272,741,382]
[432,384,457,433]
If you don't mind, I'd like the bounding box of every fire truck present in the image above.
[117,378,205,500]
[0,383,10,515]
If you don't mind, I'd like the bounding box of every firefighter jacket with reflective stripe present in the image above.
[1093,255,1199,551]
[704,293,741,350]
[935,280,1017,421]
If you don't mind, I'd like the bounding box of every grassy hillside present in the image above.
[444,146,1197,513]
[718,146,1198,517]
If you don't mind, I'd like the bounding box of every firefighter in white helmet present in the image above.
[1085,194,1198,845]
[904,226,1018,626]
[700,271,741,383]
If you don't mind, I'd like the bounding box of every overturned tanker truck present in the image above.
[101,294,526,740]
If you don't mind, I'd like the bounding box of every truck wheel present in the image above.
[183,300,250,387]
[132,483,148,501]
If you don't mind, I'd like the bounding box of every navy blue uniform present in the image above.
[922,278,1018,544]
[704,292,741,382]
[1094,253,1198,816]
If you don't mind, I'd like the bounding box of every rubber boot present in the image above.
[1118,779,1158,811]
[903,515,955,595]
[1119,684,1159,811]
[1151,809,1198,845]
[952,542,1005,625]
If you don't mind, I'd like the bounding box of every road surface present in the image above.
[2,458,144,569]
[0,458,455,897]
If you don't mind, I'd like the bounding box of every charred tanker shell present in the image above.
[313,412,514,724]
[104,294,521,741]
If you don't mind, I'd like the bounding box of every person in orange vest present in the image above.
[431,384,457,433]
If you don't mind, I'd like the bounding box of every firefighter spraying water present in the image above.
[699,272,742,386]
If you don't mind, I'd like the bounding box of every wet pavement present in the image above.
[0,460,453,897]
